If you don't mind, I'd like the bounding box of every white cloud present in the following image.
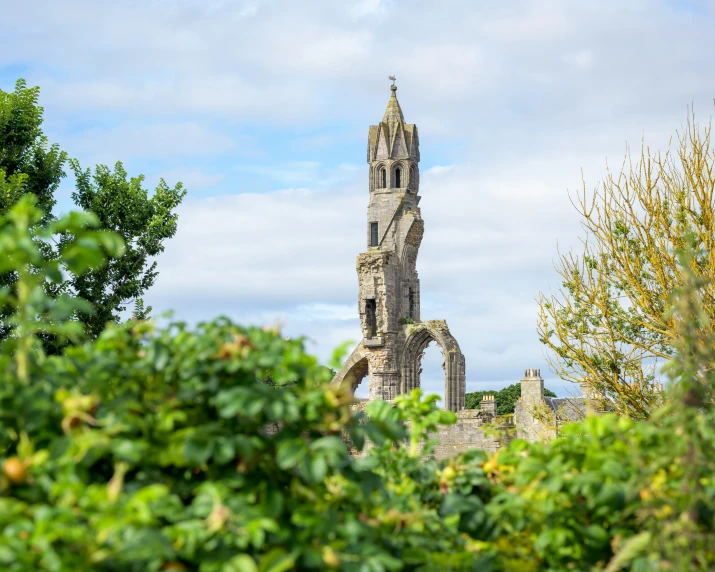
[36,75,320,123]
[4,0,712,141]
[390,45,490,100]
[349,0,389,18]
[236,162,322,185]
[235,161,364,187]
[148,185,365,306]
[60,122,237,166]
[562,49,594,69]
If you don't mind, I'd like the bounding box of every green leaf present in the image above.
[347,424,366,451]
[275,438,308,469]
[354,455,379,471]
[213,438,235,465]
[309,435,345,455]
[605,532,652,572]
[224,554,259,572]
[112,438,149,464]
[440,493,471,516]
[365,399,395,421]
[258,549,296,572]
[183,432,215,465]
[152,343,170,371]
[300,454,328,483]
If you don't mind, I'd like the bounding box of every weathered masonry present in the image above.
[331,83,466,411]
[331,84,580,457]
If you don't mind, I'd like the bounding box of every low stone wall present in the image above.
[432,409,503,460]
[346,403,505,460]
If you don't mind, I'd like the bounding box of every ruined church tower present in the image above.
[332,83,466,411]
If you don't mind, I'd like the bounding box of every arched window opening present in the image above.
[395,167,401,188]
[365,299,377,338]
[419,341,445,406]
[345,357,369,400]
[380,168,386,188]
[354,373,369,399]
[401,325,465,411]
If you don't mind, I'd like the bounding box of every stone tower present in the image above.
[332,84,466,411]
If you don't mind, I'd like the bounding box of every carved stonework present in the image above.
[332,85,466,411]
[331,85,558,453]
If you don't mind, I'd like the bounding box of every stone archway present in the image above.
[331,343,370,395]
[400,321,466,411]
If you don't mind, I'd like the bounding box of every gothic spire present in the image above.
[382,84,405,125]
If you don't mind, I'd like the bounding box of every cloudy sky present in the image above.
[2,0,713,400]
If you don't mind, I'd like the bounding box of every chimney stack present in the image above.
[480,393,497,415]
[521,368,544,404]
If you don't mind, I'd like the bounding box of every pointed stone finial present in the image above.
[382,79,404,124]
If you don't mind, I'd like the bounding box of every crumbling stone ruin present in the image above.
[331,83,466,411]
[331,84,576,457]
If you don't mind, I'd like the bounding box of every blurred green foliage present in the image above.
[1,198,714,570]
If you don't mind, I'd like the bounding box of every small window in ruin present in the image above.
[370,222,378,246]
[410,165,416,187]
[365,299,377,338]
[395,167,401,188]
[380,168,386,188]
[408,287,415,318]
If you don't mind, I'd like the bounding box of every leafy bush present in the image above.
[0,196,485,570]
[1,197,714,570]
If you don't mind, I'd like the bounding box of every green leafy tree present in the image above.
[0,78,185,344]
[0,79,66,222]
[465,383,556,415]
[68,160,184,338]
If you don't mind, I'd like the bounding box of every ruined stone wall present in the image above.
[431,409,502,460]
[346,402,503,461]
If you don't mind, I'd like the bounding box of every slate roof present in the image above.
[545,396,587,422]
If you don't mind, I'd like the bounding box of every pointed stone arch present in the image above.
[373,162,387,189]
[331,343,370,394]
[409,163,418,190]
[400,321,465,411]
[393,161,407,189]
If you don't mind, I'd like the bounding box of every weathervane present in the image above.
[388,75,396,86]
